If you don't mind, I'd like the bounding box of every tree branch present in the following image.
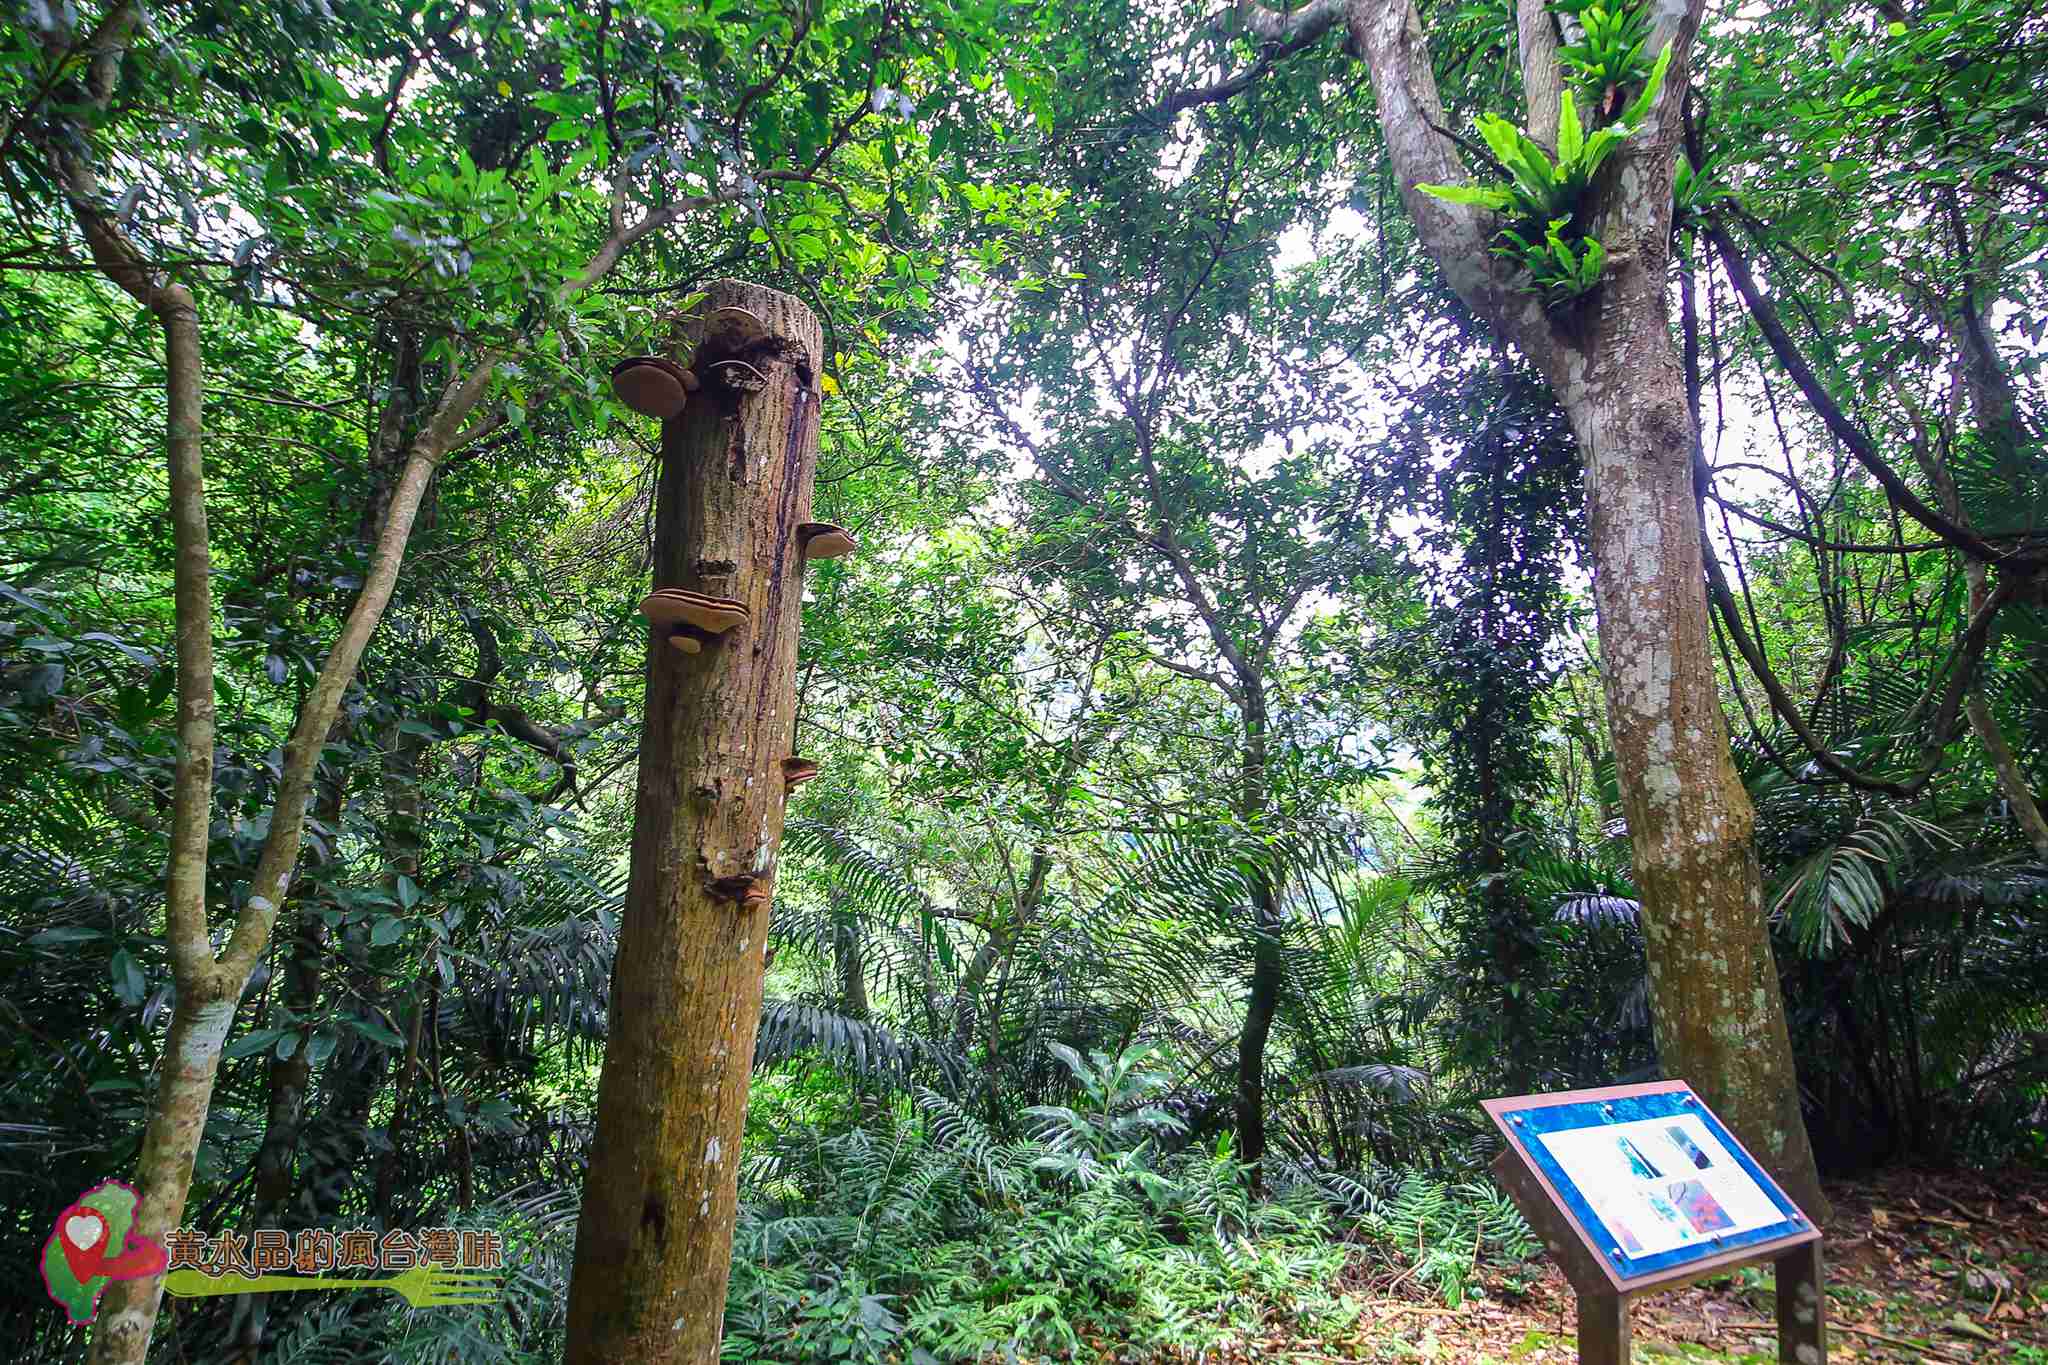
[1706,217,2030,567]
[1238,0,1347,44]
[1516,0,1565,149]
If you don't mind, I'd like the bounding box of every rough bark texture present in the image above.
[565,281,823,1365]
[1515,0,1566,150]
[1567,265,1823,1218]
[1328,0,1828,1213]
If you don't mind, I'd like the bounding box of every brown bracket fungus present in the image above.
[639,589,750,654]
[797,522,858,560]
[704,304,770,351]
[781,757,820,788]
[707,357,769,393]
[610,356,700,419]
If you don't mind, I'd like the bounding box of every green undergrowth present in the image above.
[722,1084,1537,1364]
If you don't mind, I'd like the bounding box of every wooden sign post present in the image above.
[1483,1082,1825,1365]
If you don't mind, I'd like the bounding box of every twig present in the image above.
[1721,1318,1970,1362]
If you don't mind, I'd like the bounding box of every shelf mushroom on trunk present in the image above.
[610,355,700,419]
[639,588,749,654]
[797,522,857,560]
[705,303,770,350]
[782,756,820,788]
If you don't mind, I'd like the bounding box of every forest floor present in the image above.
[1217,1165,2048,1362]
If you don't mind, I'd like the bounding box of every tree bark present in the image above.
[1233,683,1282,1180]
[1568,262,1825,1217]
[564,281,825,1365]
[1311,0,1828,1213]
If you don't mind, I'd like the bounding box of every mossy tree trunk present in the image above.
[564,281,825,1364]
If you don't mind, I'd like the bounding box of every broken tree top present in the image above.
[611,301,825,418]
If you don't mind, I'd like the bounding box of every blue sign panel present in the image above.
[1491,1083,1810,1282]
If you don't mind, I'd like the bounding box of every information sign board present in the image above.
[1483,1081,1825,1363]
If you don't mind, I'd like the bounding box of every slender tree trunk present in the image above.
[1232,684,1281,1180]
[1235,880,1283,1175]
[835,911,870,1019]
[44,20,731,1354]
[372,719,429,1221]
[565,282,825,1364]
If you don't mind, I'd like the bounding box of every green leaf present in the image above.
[109,948,145,1006]
[1417,183,1513,210]
[350,1014,405,1047]
[1475,114,1527,171]
[371,915,406,947]
[1557,88,1584,164]
[29,925,103,946]
[225,1028,285,1059]
[1620,41,1675,129]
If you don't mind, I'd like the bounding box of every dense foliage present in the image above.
[2,0,2044,1358]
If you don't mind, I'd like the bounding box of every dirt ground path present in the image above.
[1200,1167,2048,1362]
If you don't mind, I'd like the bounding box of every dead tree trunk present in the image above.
[565,281,827,1364]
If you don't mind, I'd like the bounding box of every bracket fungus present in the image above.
[706,357,769,393]
[704,304,770,352]
[610,356,700,419]
[797,522,858,560]
[781,757,820,788]
[639,589,749,654]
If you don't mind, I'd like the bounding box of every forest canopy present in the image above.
[2,0,2045,1359]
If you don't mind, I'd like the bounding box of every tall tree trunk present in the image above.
[565,282,825,1365]
[1235,879,1283,1176]
[1567,260,1825,1216]
[372,719,430,1222]
[1232,0,1831,1215]
[1232,683,1280,1180]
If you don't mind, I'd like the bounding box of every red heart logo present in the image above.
[56,1206,110,1283]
